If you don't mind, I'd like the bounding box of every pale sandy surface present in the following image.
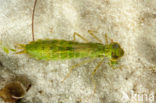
[0,0,156,103]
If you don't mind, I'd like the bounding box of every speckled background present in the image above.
[0,0,156,103]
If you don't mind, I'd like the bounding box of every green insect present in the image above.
[17,37,124,63]
[16,0,124,81]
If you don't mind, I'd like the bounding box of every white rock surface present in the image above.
[0,0,156,103]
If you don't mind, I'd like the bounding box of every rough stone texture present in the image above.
[0,0,156,103]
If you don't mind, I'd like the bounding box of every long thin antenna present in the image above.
[32,0,37,41]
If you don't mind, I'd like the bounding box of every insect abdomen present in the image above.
[25,39,106,60]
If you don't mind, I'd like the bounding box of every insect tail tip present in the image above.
[15,44,26,49]
[15,50,25,54]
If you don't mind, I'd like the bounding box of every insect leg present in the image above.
[91,58,105,76]
[61,58,95,82]
[104,33,108,44]
[88,30,103,43]
[104,33,113,44]
[108,60,124,70]
[91,58,105,94]
[73,32,89,42]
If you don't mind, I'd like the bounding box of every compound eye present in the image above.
[112,43,119,49]
[111,52,119,59]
